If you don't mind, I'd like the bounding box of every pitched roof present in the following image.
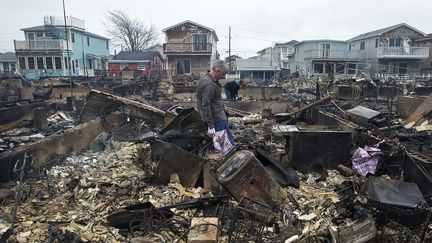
[257,46,272,53]
[294,39,347,46]
[415,34,432,42]
[162,20,219,41]
[20,25,47,31]
[82,30,110,40]
[0,52,17,62]
[348,23,425,42]
[112,51,160,61]
[275,40,299,46]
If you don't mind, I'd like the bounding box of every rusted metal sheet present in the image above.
[284,128,352,173]
[211,150,288,209]
[160,108,206,152]
[150,139,205,188]
[334,85,361,100]
[0,102,45,125]
[377,85,401,99]
[415,86,432,96]
[405,149,432,197]
[79,90,167,124]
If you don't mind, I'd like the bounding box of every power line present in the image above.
[230,26,292,37]
[234,34,274,42]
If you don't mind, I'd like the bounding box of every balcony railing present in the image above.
[163,43,212,54]
[304,49,360,60]
[377,47,429,59]
[14,40,70,51]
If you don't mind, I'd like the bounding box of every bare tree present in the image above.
[105,11,159,51]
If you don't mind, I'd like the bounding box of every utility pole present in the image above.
[62,0,73,98]
[228,26,231,72]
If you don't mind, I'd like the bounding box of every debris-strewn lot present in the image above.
[1,78,432,242]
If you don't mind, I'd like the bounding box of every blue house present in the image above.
[14,16,110,79]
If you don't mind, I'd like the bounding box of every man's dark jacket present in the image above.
[196,73,227,129]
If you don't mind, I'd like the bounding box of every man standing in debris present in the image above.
[224,79,245,101]
[197,60,235,146]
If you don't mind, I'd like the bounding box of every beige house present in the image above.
[162,20,219,79]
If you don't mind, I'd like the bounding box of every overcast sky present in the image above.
[1,0,431,58]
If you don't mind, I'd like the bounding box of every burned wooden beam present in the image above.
[0,113,124,182]
[288,96,332,117]
[79,90,167,124]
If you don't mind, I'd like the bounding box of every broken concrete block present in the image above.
[346,106,380,125]
[188,217,218,243]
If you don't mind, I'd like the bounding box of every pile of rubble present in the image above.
[0,88,432,242]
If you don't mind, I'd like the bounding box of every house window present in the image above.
[375,39,379,48]
[349,44,352,51]
[87,36,90,46]
[46,57,53,69]
[193,34,208,51]
[19,57,26,69]
[336,63,345,74]
[281,47,288,53]
[75,60,79,68]
[314,63,324,73]
[45,32,55,38]
[176,58,191,74]
[390,38,402,47]
[64,57,69,69]
[138,63,146,70]
[37,57,44,69]
[347,64,356,74]
[55,57,62,69]
[360,41,365,50]
[36,32,43,38]
[28,57,35,70]
[320,43,330,58]
[106,41,109,49]
[27,33,35,41]
[71,33,75,43]
[88,59,93,69]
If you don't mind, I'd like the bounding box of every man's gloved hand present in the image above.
[207,128,216,137]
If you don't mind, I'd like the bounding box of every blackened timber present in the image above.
[79,90,167,124]
[287,96,332,117]
[0,113,124,182]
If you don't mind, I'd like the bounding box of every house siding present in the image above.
[15,16,110,79]
[349,25,427,76]
[163,21,218,79]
